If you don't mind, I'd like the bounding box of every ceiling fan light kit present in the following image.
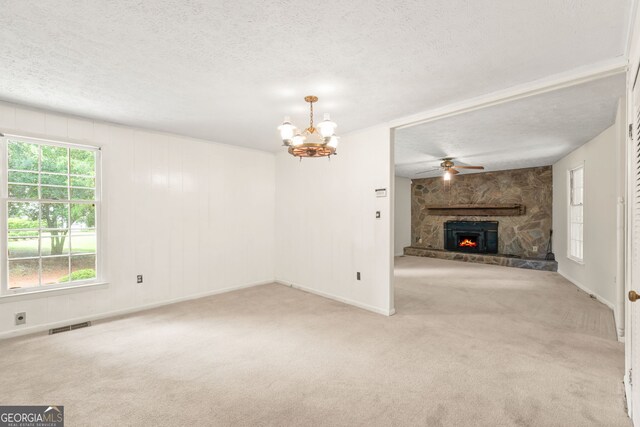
[278,96,339,159]
[416,157,485,180]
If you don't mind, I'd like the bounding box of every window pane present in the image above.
[41,203,69,229]
[70,255,96,282]
[8,141,39,171]
[41,173,68,186]
[8,229,38,240]
[8,259,40,289]
[70,176,95,188]
[41,234,70,256]
[8,171,38,184]
[42,256,70,285]
[71,233,96,254]
[70,149,95,176]
[41,145,68,173]
[41,186,68,200]
[71,204,95,230]
[9,184,38,199]
[8,202,40,228]
[574,168,583,185]
[8,237,39,259]
[570,167,584,205]
[71,188,95,200]
[574,187,583,205]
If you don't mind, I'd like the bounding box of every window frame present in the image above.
[0,134,103,296]
[567,164,584,264]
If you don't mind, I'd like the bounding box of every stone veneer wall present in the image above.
[411,166,552,259]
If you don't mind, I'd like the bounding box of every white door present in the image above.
[630,62,640,424]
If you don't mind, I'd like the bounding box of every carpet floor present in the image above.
[0,256,630,426]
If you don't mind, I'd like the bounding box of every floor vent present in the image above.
[49,321,91,335]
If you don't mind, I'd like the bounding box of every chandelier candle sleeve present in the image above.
[278,96,339,158]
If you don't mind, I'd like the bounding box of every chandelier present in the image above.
[278,95,339,158]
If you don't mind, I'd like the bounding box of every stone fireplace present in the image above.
[444,221,498,254]
[404,166,556,271]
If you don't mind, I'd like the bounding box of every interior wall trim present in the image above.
[557,269,621,337]
[0,279,274,340]
[390,58,627,131]
[275,280,396,317]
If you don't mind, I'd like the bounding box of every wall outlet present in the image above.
[15,312,26,325]
[532,246,538,252]
[137,275,143,284]
[357,272,361,281]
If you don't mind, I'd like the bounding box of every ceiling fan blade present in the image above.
[415,168,441,175]
[449,168,460,175]
[454,165,485,170]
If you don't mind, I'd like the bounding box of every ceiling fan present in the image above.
[416,158,485,180]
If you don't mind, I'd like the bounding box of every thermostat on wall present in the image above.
[375,188,387,197]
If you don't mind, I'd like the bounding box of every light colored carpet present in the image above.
[0,256,629,426]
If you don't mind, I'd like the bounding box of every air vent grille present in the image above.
[49,321,91,335]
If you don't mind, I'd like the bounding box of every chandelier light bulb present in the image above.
[291,132,305,147]
[278,116,296,141]
[317,113,337,138]
[327,136,339,149]
[443,170,452,181]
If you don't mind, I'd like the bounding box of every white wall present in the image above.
[0,101,275,338]
[394,176,411,256]
[275,126,394,315]
[553,102,625,330]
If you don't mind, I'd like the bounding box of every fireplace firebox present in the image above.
[444,221,498,254]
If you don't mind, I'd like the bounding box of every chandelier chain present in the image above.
[309,99,314,129]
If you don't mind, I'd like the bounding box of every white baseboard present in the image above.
[275,280,395,316]
[557,270,621,338]
[557,270,615,311]
[0,279,274,340]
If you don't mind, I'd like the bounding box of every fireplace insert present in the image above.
[444,221,498,254]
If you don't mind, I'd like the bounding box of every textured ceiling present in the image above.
[0,1,633,151]
[394,74,626,178]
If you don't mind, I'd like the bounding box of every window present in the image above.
[568,165,584,262]
[2,136,100,294]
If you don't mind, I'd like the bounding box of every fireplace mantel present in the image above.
[424,204,525,216]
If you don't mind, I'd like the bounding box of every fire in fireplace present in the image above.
[458,237,478,248]
[444,221,498,254]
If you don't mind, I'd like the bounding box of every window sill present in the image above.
[0,281,109,303]
[567,256,584,265]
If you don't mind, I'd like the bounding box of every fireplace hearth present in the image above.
[444,221,498,254]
